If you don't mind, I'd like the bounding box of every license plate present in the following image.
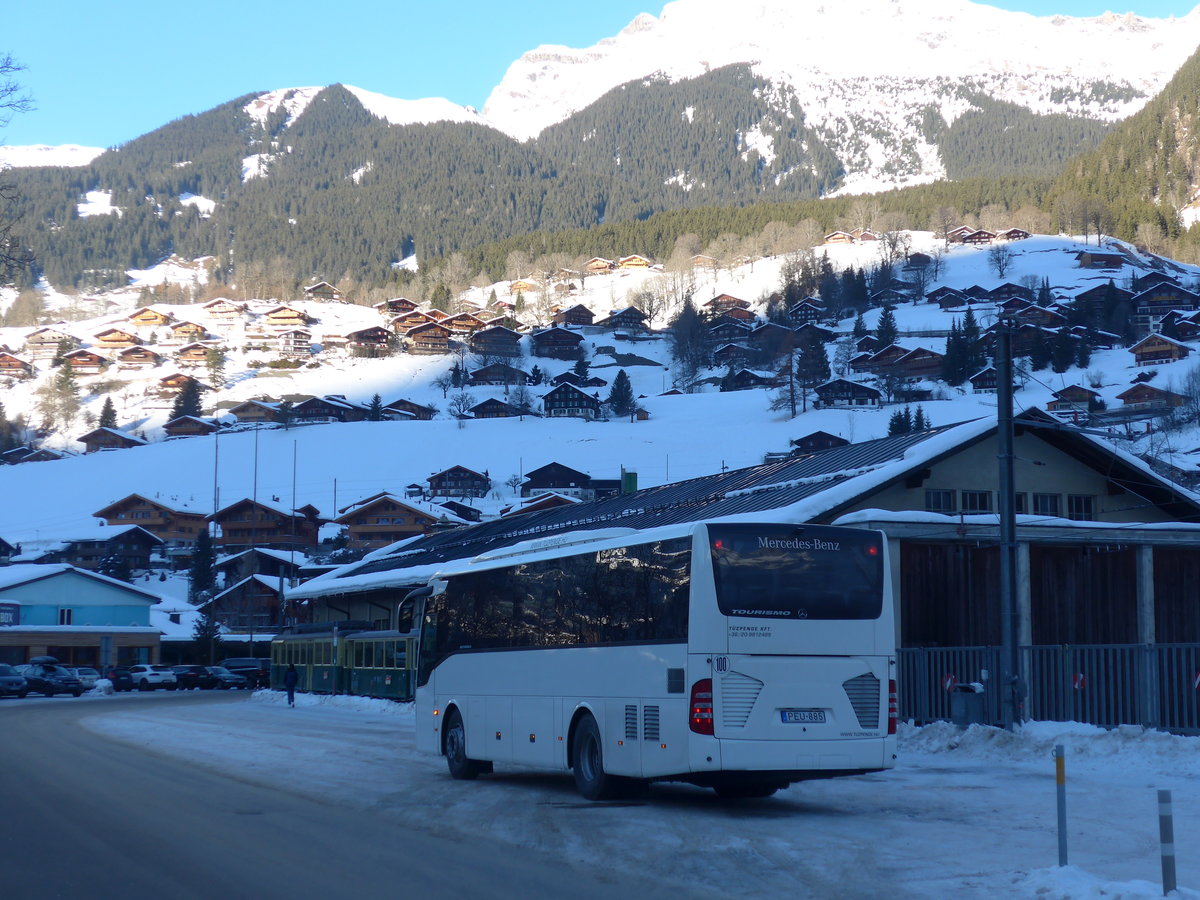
[780,709,826,724]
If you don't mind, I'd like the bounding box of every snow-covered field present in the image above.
[70,691,1198,899]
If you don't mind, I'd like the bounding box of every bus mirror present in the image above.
[396,599,414,633]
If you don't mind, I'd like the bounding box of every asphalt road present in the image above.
[0,692,688,900]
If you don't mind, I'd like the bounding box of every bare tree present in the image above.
[448,391,474,419]
[432,370,455,398]
[988,244,1015,279]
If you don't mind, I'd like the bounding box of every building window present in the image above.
[1032,493,1060,517]
[960,490,992,514]
[58,608,73,625]
[925,489,955,514]
[1067,495,1095,521]
[1013,492,1026,514]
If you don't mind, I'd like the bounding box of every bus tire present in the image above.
[572,714,618,801]
[444,707,483,780]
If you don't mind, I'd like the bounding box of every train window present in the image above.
[373,642,385,668]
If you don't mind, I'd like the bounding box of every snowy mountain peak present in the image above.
[483,0,1200,142]
[244,85,493,132]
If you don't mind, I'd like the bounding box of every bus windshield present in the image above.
[709,524,883,620]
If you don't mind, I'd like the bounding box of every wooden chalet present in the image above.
[794,322,836,344]
[202,298,246,320]
[823,231,855,244]
[1076,251,1125,270]
[293,395,366,424]
[1132,284,1200,335]
[265,306,310,329]
[278,329,312,357]
[209,499,323,550]
[728,369,779,391]
[814,379,882,409]
[790,431,850,453]
[1073,282,1133,319]
[390,310,436,332]
[163,415,218,438]
[944,225,975,242]
[174,342,212,366]
[0,351,34,379]
[468,398,522,419]
[904,252,933,270]
[929,287,969,309]
[969,366,999,394]
[553,304,595,327]
[748,322,795,356]
[156,372,204,397]
[78,427,147,453]
[2,446,63,465]
[1116,384,1187,411]
[334,493,462,549]
[383,398,436,421]
[1047,385,1100,418]
[203,576,299,632]
[427,466,490,499]
[1011,305,1066,328]
[405,321,453,355]
[891,347,945,380]
[468,363,530,386]
[705,294,750,313]
[584,257,615,273]
[858,343,910,374]
[25,328,79,360]
[690,254,717,268]
[94,328,140,350]
[787,298,825,323]
[128,307,174,328]
[425,309,450,322]
[989,282,1035,303]
[345,325,391,351]
[303,281,341,302]
[1133,271,1180,292]
[712,343,751,367]
[518,462,593,499]
[501,492,580,517]
[63,349,106,375]
[617,254,652,269]
[438,499,482,522]
[530,326,584,359]
[469,325,523,358]
[213,548,308,589]
[442,313,488,336]
[596,307,648,332]
[542,383,602,419]
[960,229,996,245]
[852,229,878,242]
[116,346,162,369]
[549,371,606,389]
[15,525,162,572]
[169,321,208,342]
[998,228,1031,241]
[93,493,209,545]
[706,319,753,347]
[854,335,882,354]
[227,399,280,424]
[374,297,418,316]
[1130,333,1193,367]
[509,277,542,295]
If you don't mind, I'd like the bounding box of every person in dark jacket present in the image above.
[284,663,298,707]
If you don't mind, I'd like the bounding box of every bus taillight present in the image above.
[689,678,714,735]
[887,679,898,735]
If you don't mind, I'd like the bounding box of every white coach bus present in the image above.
[411,520,897,799]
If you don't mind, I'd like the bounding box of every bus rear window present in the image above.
[709,524,883,620]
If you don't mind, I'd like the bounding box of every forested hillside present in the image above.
[1,58,1130,299]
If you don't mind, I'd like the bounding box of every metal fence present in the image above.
[898,644,1200,734]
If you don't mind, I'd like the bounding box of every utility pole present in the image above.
[995,318,1022,729]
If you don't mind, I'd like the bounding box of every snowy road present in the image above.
[0,692,691,900]
[52,691,1200,898]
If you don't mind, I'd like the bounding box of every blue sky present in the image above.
[4,1,1197,147]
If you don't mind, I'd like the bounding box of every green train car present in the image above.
[270,622,417,701]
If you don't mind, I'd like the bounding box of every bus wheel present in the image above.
[444,708,482,780]
[572,714,618,801]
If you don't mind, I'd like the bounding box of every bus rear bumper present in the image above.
[696,734,896,778]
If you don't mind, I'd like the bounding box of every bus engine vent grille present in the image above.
[625,704,638,740]
[720,671,764,727]
[643,705,660,741]
[843,673,881,729]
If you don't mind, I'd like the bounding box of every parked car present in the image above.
[0,663,28,698]
[171,664,218,690]
[107,666,135,692]
[70,667,100,690]
[127,664,178,691]
[18,657,83,697]
[206,666,250,690]
[220,657,270,688]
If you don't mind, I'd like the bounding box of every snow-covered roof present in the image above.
[0,563,164,601]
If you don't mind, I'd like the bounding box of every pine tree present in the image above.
[529,365,544,385]
[876,306,898,348]
[942,319,964,384]
[367,393,384,421]
[1036,277,1053,307]
[1050,329,1076,373]
[205,347,226,387]
[606,369,635,416]
[573,356,590,379]
[960,307,983,375]
[1076,329,1093,368]
[887,409,908,435]
[914,405,928,430]
[852,312,868,339]
[97,553,132,583]
[794,330,830,391]
[171,378,202,419]
[902,406,914,433]
[1029,329,1052,371]
[99,397,118,429]
[193,610,223,664]
[189,530,215,603]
